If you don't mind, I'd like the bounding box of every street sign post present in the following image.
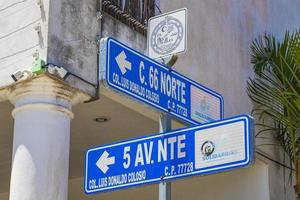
[84,115,254,194]
[99,37,224,125]
[148,9,188,200]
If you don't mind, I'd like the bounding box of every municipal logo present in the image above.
[201,141,215,156]
[200,97,210,113]
[150,16,184,55]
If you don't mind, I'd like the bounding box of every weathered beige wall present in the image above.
[1,0,299,199]
[160,0,300,200]
[47,0,100,96]
[0,101,13,194]
[161,0,300,117]
[0,192,8,199]
[47,1,147,97]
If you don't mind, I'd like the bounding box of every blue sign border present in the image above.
[99,37,224,125]
[84,115,254,194]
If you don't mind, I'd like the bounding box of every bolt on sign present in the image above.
[84,115,254,194]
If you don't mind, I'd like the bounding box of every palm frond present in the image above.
[248,31,300,169]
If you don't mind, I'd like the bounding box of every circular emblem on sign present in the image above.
[151,16,183,55]
[201,141,215,156]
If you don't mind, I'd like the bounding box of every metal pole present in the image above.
[159,113,171,200]
[159,55,176,200]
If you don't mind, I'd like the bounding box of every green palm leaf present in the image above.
[247,31,300,198]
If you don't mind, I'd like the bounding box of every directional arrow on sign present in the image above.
[100,38,224,125]
[96,151,115,174]
[115,51,132,75]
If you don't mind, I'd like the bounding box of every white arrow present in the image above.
[96,151,115,174]
[115,51,132,75]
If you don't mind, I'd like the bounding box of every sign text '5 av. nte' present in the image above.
[85,115,254,194]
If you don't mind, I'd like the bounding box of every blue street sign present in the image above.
[99,37,224,125]
[84,115,254,194]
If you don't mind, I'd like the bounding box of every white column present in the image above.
[7,74,90,200]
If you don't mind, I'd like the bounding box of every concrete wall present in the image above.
[160,0,300,199]
[102,14,146,54]
[0,0,147,97]
[46,0,147,97]
[0,0,49,88]
[47,0,100,96]
[160,0,300,118]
